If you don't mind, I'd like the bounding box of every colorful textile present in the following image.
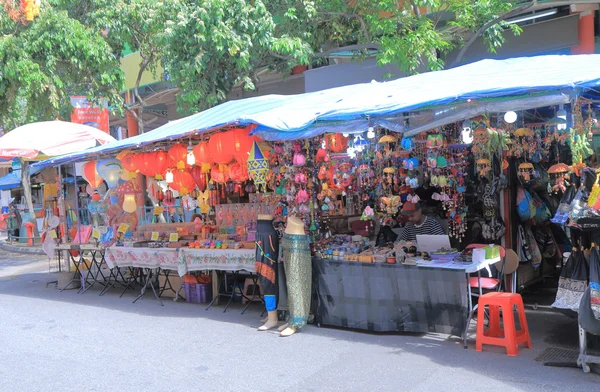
[282,233,311,330]
[590,248,600,320]
[255,219,279,296]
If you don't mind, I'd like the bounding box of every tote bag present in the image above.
[552,250,589,312]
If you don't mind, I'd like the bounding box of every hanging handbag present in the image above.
[552,250,589,312]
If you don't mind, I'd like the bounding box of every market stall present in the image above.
[30,54,600,344]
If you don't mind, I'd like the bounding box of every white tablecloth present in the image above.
[105,247,180,271]
[104,246,256,277]
[178,248,255,276]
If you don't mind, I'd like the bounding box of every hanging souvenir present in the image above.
[247,141,269,192]
[548,163,570,194]
[517,162,535,183]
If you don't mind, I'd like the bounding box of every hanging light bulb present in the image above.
[122,194,137,213]
[557,104,567,131]
[367,126,375,139]
[503,111,517,124]
[354,135,368,152]
[186,141,195,166]
[342,133,349,137]
[165,170,174,183]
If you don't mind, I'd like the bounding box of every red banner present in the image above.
[70,96,109,134]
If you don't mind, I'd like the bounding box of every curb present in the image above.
[0,240,45,255]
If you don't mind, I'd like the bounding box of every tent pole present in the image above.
[57,165,69,271]
[19,158,36,241]
[72,163,81,242]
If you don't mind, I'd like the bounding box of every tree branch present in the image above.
[409,0,421,16]
[452,1,535,67]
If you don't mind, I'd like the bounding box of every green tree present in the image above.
[0,3,124,130]
[272,0,533,74]
[161,0,312,114]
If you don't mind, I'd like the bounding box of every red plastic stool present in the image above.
[476,292,532,356]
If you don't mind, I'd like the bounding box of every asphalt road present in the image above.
[0,250,598,391]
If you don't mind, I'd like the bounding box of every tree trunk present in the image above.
[19,159,36,221]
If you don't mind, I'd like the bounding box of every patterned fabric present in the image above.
[105,247,180,270]
[313,258,468,336]
[179,249,255,276]
[282,233,311,329]
[105,247,255,277]
[589,248,600,320]
[255,219,279,296]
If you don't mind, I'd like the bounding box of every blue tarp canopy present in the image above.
[34,54,600,169]
[0,166,42,190]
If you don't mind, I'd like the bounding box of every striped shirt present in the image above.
[399,217,444,242]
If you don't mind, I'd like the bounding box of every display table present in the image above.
[312,258,468,337]
[312,257,501,343]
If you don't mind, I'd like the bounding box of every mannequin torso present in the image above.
[285,216,305,235]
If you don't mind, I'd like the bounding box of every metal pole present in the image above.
[72,163,81,241]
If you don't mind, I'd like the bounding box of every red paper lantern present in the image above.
[211,164,230,184]
[325,134,349,153]
[139,152,156,177]
[154,150,168,178]
[168,143,189,170]
[228,161,248,182]
[190,165,207,191]
[121,153,138,172]
[171,170,196,195]
[231,128,254,162]
[193,142,212,163]
[209,132,234,164]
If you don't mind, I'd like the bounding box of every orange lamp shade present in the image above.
[82,161,104,189]
[325,134,349,153]
[209,132,234,164]
[193,142,212,163]
[168,143,189,170]
[121,153,138,172]
[231,128,254,162]
[211,164,230,184]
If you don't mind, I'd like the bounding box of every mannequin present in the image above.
[255,214,280,331]
[280,216,311,337]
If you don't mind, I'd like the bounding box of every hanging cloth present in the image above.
[589,247,600,321]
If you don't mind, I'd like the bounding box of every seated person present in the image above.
[398,201,444,242]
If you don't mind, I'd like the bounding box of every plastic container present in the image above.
[184,283,212,304]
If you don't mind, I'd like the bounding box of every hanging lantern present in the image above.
[211,164,230,184]
[201,162,211,174]
[209,132,234,164]
[152,150,169,180]
[171,170,196,195]
[247,141,268,191]
[168,143,189,170]
[96,159,124,189]
[121,153,138,172]
[229,161,249,182]
[82,161,104,189]
[136,152,155,177]
[186,142,196,166]
[190,165,207,191]
[325,134,349,153]
[231,128,254,162]
[193,141,212,163]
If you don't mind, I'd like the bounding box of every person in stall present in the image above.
[398,201,444,242]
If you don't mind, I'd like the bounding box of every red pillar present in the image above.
[126,109,139,138]
[571,11,596,55]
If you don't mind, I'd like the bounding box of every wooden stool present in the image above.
[476,292,532,356]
